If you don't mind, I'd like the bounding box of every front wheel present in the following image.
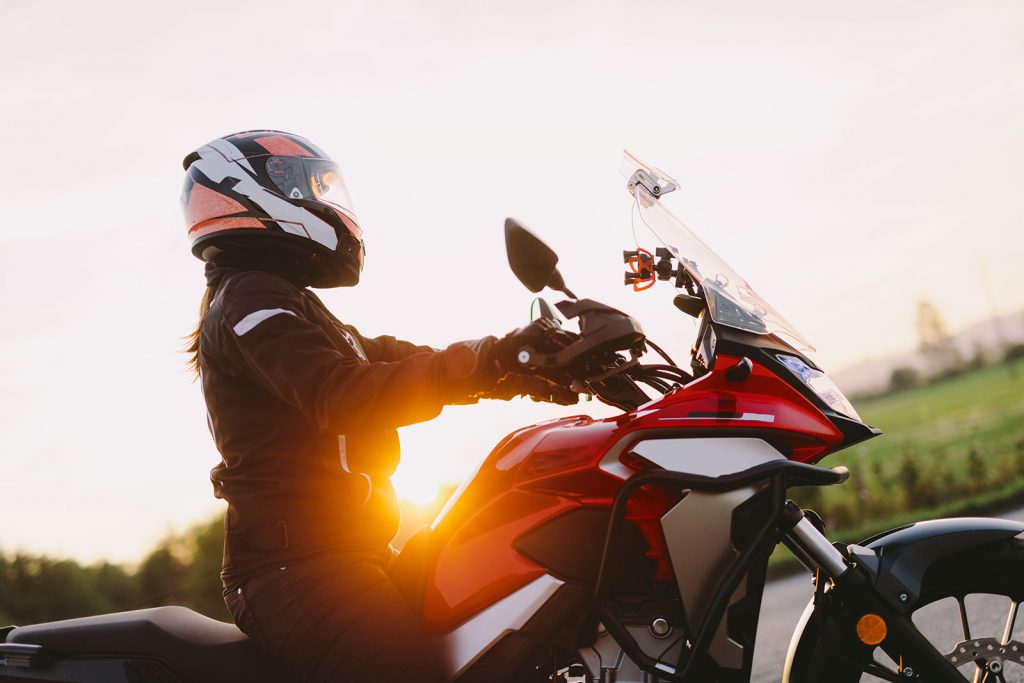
[786,536,1024,682]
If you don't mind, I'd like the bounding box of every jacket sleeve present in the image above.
[221,279,485,433]
[299,290,436,362]
[352,331,437,362]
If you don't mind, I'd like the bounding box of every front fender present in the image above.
[854,517,1024,608]
[783,517,1024,681]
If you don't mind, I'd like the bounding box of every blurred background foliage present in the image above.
[0,495,453,624]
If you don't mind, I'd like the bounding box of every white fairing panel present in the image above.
[632,437,782,477]
[636,438,784,671]
[599,436,783,480]
[437,574,564,678]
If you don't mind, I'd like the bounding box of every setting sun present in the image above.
[392,463,450,506]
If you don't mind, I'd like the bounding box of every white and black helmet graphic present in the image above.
[181,130,364,286]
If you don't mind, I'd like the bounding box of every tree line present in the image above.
[0,495,449,627]
[0,517,228,626]
[885,301,1022,395]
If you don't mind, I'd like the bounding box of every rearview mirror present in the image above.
[504,218,576,299]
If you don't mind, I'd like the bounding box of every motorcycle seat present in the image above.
[7,605,294,682]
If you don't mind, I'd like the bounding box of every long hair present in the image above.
[186,286,215,379]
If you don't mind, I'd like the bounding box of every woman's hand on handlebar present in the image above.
[492,318,580,373]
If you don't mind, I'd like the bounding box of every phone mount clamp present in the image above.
[623,247,691,290]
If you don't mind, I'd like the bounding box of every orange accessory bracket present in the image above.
[627,248,656,292]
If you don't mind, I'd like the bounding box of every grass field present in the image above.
[772,360,1024,573]
[844,360,1024,473]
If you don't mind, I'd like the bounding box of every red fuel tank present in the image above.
[418,355,844,633]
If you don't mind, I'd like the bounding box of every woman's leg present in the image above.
[225,551,444,683]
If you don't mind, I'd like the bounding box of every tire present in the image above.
[786,536,1024,682]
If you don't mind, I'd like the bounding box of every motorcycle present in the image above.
[3,153,1022,682]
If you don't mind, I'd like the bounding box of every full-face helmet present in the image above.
[181,130,364,287]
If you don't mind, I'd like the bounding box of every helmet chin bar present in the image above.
[306,247,361,288]
[193,187,364,289]
[200,235,360,289]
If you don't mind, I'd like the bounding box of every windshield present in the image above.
[621,151,814,352]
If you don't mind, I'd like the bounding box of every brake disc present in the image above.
[944,636,1024,672]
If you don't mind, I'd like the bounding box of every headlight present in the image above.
[776,354,861,421]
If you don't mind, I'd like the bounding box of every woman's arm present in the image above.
[219,277,491,434]
[351,332,437,362]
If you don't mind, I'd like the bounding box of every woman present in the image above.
[180,130,575,682]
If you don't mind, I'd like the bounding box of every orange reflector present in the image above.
[856,613,887,646]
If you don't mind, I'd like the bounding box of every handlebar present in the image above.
[514,297,691,411]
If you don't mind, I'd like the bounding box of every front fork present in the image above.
[780,501,964,682]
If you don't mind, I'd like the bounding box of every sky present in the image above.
[1,0,1022,562]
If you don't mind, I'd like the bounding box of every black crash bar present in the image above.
[589,458,848,682]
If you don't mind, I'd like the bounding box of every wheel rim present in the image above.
[854,592,1024,682]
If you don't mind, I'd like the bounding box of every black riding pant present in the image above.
[224,547,444,683]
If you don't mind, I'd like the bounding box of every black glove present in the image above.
[477,373,579,405]
[442,319,579,402]
[491,317,579,374]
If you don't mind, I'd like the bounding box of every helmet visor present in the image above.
[265,156,355,216]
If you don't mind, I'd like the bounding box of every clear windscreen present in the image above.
[621,151,814,352]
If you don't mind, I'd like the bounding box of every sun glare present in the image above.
[392,467,446,506]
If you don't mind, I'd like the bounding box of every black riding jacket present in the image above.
[198,265,483,581]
